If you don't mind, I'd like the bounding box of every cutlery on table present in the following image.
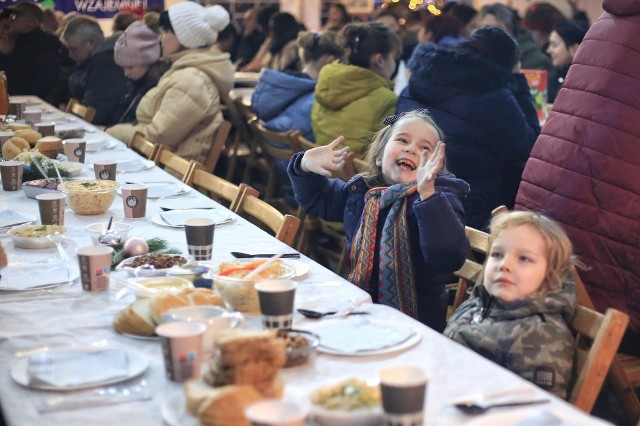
[454,399,550,414]
[231,251,300,259]
[297,308,370,319]
[159,207,214,212]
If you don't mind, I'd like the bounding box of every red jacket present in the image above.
[516,0,640,331]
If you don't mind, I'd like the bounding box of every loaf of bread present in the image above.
[113,287,225,337]
[112,298,155,336]
[5,123,31,132]
[196,385,262,426]
[35,136,63,159]
[14,129,42,145]
[2,136,29,160]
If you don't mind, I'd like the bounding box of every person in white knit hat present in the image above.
[107,2,234,165]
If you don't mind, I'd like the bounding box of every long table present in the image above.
[0,97,611,425]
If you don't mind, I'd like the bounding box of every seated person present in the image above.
[546,20,587,102]
[445,211,576,398]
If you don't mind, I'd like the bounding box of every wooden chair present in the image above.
[153,146,197,183]
[202,120,231,172]
[236,192,301,247]
[216,90,255,182]
[129,132,160,160]
[568,305,629,413]
[188,164,258,213]
[572,267,640,423]
[449,226,491,314]
[248,118,299,204]
[65,98,96,123]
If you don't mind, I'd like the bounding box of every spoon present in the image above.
[297,308,369,319]
[98,216,122,246]
[47,232,69,262]
[52,161,64,184]
[454,399,550,415]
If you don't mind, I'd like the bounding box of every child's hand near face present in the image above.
[300,136,352,177]
[417,141,445,200]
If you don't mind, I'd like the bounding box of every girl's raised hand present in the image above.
[417,141,445,200]
[300,136,351,177]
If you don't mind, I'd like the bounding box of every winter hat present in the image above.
[522,2,566,35]
[168,2,230,49]
[114,21,161,67]
[553,20,587,47]
[466,26,520,70]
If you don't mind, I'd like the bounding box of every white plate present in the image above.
[151,209,233,228]
[118,182,191,199]
[0,265,79,292]
[0,211,35,234]
[464,408,554,426]
[11,346,149,390]
[54,161,83,176]
[291,260,310,278]
[162,393,198,426]
[111,158,154,173]
[7,225,68,249]
[115,253,190,277]
[115,331,160,341]
[83,134,109,152]
[303,318,421,356]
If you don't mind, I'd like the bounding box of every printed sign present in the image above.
[0,0,163,19]
[522,69,549,123]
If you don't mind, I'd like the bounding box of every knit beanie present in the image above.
[554,20,588,47]
[114,21,161,67]
[168,3,230,49]
[466,26,520,70]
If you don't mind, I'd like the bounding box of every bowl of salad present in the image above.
[7,224,67,249]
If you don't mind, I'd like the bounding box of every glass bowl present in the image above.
[277,329,320,368]
[208,259,296,313]
[58,179,120,215]
[84,221,132,245]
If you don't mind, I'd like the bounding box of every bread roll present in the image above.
[35,136,63,159]
[113,298,155,336]
[5,123,31,132]
[148,293,189,324]
[181,288,225,307]
[196,385,262,426]
[14,129,42,145]
[2,136,29,160]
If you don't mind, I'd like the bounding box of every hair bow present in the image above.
[382,108,433,126]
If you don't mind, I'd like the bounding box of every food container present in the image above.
[115,253,189,277]
[208,259,296,313]
[55,161,83,176]
[127,276,193,298]
[277,329,319,368]
[21,178,65,199]
[84,221,132,245]
[309,378,383,426]
[7,224,67,249]
[58,179,119,215]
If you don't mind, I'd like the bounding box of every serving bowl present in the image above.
[277,329,320,368]
[58,179,119,215]
[208,259,296,313]
[21,178,65,199]
[84,222,132,245]
[309,378,383,426]
[55,161,83,176]
[7,224,67,249]
[115,253,189,277]
[127,276,193,298]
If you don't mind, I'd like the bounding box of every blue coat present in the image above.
[397,43,540,230]
[251,68,316,141]
[288,152,470,331]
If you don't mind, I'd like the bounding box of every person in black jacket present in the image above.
[60,15,127,127]
[4,2,63,103]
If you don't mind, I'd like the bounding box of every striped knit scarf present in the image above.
[347,183,418,319]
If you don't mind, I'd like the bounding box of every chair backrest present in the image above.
[290,133,357,180]
[203,120,231,172]
[249,118,298,161]
[451,226,491,312]
[129,132,160,160]
[237,193,301,246]
[189,165,259,212]
[65,98,96,123]
[568,306,629,412]
[154,146,197,183]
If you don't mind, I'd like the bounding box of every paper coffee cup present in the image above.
[156,321,206,382]
[36,193,66,225]
[76,245,113,292]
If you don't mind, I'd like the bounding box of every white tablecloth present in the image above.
[0,97,610,426]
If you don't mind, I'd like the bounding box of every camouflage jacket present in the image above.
[444,281,576,398]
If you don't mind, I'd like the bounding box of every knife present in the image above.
[159,207,214,211]
[231,251,300,259]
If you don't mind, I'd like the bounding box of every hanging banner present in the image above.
[0,0,164,19]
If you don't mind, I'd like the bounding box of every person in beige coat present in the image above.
[107,2,233,164]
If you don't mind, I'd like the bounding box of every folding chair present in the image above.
[236,192,300,247]
[154,146,197,183]
[129,132,160,160]
[188,164,258,213]
[65,98,96,123]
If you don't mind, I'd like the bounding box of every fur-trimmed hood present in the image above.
[407,43,511,103]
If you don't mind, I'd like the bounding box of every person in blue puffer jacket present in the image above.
[289,110,470,331]
[252,31,342,208]
[398,26,540,231]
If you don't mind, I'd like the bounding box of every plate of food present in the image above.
[302,317,421,356]
[11,346,149,391]
[7,224,67,249]
[115,253,189,276]
[309,377,383,426]
[162,393,198,426]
